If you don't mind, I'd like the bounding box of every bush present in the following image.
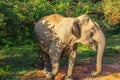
[102,0,120,26]
[0,0,103,47]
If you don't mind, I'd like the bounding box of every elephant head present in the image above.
[73,14,106,75]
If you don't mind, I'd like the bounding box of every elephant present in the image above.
[34,14,106,80]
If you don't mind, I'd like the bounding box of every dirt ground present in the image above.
[20,64,120,80]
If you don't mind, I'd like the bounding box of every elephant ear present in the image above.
[70,19,81,38]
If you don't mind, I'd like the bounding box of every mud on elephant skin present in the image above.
[34,14,106,80]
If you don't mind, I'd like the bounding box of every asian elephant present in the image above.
[34,14,106,80]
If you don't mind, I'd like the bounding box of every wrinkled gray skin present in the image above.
[34,14,106,80]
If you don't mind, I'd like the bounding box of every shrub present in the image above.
[0,0,103,47]
[102,0,120,26]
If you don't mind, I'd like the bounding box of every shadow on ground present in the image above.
[20,64,120,80]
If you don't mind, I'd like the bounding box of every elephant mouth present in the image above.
[79,38,94,45]
[79,38,97,51]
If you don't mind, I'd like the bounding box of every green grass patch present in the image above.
[0,44,39,80]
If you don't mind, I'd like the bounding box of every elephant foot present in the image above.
[64,78,73,80]
[64,76,73,80]
[46,72,55,80]
[91,71,101,76]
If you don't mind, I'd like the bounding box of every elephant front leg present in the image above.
[65,45,77,80]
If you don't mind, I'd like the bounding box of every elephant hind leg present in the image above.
[34,50,45,70]
[34,49,51,71]
[43,53,52,72]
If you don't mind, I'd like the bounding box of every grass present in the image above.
[0,29,120,79]
[0,44,39,80]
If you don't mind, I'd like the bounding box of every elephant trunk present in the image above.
[96,39,105,74]
[93,25,106,75]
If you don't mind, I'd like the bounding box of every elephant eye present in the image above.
[86,17,89,23]
[90,32,93,37]
[91,27,95,33]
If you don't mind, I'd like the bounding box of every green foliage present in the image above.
[0,0,103,47]
[0,44,39,80]
[102,0,120,26]
[0,1,33,47]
